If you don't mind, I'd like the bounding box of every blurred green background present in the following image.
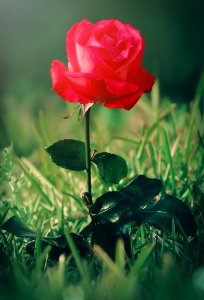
[0,0,203,154]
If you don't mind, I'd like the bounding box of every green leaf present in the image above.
[1,216,36,237]
[27,233,92,261]
[45,233,92,257]
[90,175,162,226]
[92,152,128,184]
[45,139,86,171]
[1,216,92,260]
[92,224,116,258]
[90,191,129,223]
[144,194,196,236]
[120,175,162,208]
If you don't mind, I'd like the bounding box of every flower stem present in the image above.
[84,108,93,206]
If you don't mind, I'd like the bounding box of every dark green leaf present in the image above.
[93,222,131,259]
[1,216,93,261]
[46,233,93,257]
[27,233,93,260]
[92,223,117,258]
[148,194,196,236]
[1,216,36,237]
[26,240,64,261]
[90,191,124,214]
[120,175,162,208]
[90,191,129,223]
[92,152,128,184]
[45,139,86,171]
[139,194,196,236]
[143,211,176,233]
[89,175,162,225]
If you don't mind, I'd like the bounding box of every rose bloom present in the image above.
[50,19,155,110]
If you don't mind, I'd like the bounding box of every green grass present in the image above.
[0,81,204,299]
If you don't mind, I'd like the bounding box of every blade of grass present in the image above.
[39,110,52,146]
[64,229,86,280]
[164,133,181,181]
[32,123,54,174]
[129,241,155,277]
[16,157,54,208]
[94,245,123,279]
[185,99,199,165]
[163,128,176,193]
[171,218,176,254]
[32,123,45,148]
[136,129,148,160]
[151,80,159,120]
[115,239,125,273]
[148,142,158,177]
[0,203,11,226]
[17,157,63,208]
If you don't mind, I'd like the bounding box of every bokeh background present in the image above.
[0,0,203,154]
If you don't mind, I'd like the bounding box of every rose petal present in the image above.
[139,68,155,92]
[117,39,144,80]
[65,71,111,100]
[50,60,93,104]
[75,43,120,80]
[104,78,139,95]
[104,92,143,110]
[104,68,155,110]
[66,20,94,72]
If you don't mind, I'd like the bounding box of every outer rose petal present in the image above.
[65,71,111,100]
[139,68,155,92]
[104,68,155,110]
[104,68,155,97]
[50,60,93,104]
[104,92,143,110]
[104,78,139,95]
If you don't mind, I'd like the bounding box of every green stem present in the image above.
[84,108,93,206]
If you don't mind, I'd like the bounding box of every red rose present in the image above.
[50,19,155,110]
